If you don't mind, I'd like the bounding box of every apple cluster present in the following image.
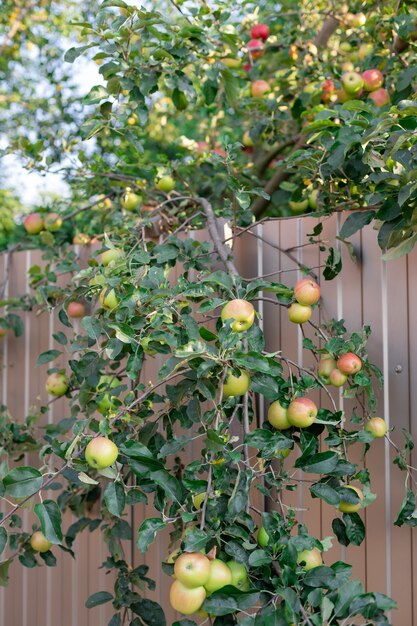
[318,351,362,388]
[23,212,63,234]
[288,277,321,324]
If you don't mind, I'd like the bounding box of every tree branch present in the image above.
[198,197,239,276]
[255,135,301,176]
[314,16,338,48]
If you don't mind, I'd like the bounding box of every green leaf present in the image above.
[131,598,166,626]
[64,44,94,63]
[150,470,183,503]
[295,451,339,475]
[303,565,336,589]
[310,482,340,506]
[343,512,365,545]
[34,500,63,544]
[85,591,113,608]
[3,466,43,498]
[0,559,12,586]
[227,469,252,519]
[0,528,7,555]
[339,211,375,239]
[158,436,192,458]
[204,589,260,616]
[104,482,126,518]
[382,234,417,260]
[137,518,166,554]
[36,350,62,365]
[248,549,271,567]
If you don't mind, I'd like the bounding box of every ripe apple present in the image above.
[85,436,119,469]
[247,38,263,59]
[297,548,322,570]
[155,175,175,192]
[368,88,390,107]
[121,190,142,211]
[287,397,318,428]
[204,559,232,594]
[365,417,387,438]
[242,131,255,147]
[358,43,373,60]
[221,299,255,332]
[329,368,348,387]
[321,80,335,102]
[338,485,363,513]
[294,278,320,306]
[193,492,206,509]
[96,375,121,414]
[45,372,69,397]
[341,71,364,95]
[101,248,123,266]
[289,199,309,214]
[169,580,206,615]
[67,301,86,318]
[243,63,253,72]
[361,69,384,92]
[341,61,355,72]
[288,303,312,324]
[251,80,270,98]
[44,213,63,231]
[318,355,337,383]
[227,560,249,590]
[23,213,44,234]
[174,552,211,588]
[257,527,270,547]
[250,23,270,41]
[268,400,291,430]
[100,288,119,311]
[73,233,90,245]
[223,369,250,397]
[30,531,52,553]
[337,353,362,375]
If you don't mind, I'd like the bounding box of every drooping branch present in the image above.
[198,197,239,276]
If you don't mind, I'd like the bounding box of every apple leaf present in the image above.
[36,349,62,365]
[3,466,43,498]
[103,481,126,518]
[131,598,166,626]
[0,559,13,587]
[137,518,166,554]
[85,591,113,608]
[34,499,63,544]
[0,529,7,555]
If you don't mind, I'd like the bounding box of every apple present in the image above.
[67,301,86,318]
[242,131,255,147]
[337,353,362,375]
[96,375,121,414]
[250,23,270,41]
[318,355,337,383]
[44,213,63,231]
[204,559,232,594]
[321,80,335,102]
[100,288,119,311]
[222,57,241,68]
[45,372,69,397]
[223,369,250,397]
[338,485,363,513]
[339,42,353,55]
[287,397,318,428]
[174,552,211,588]
[294,278,320,306]
[169,580,206,615]
[0,328,6,338]
[155,175,175,192]
[121,190,142,211]
[85,436,119,469]
[268,400,291,430]
[221,299,255,332]
[341,71,364,95]
[287,303,312,324]
[329,368,348,387]
[275,448,291,459]
[30,531,52,553]
[247,39,263,59]
[193,492,206,509]
[243,63,253,72]
[369,88,390,107]
[289,199,309,214]
[346,13,366,28]
[257,527,270,547]
[297,548,322,570]
[361,69,384,92]
[251,80,270,98]
[337,88,354,103]
[73,233,90,245]
[101,248,123,266]
[308,189,319,210]
[23,213,44,234]
[227,560,249,590]
[341,61,355,72]
[358,43,373,60]
[365,417,387,438]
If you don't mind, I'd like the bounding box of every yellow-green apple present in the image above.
[288,303,312,324]
[223,369,250,397]
[23,213,44,234]
[268,400,291,430]
[257,527,270,547]
[221,299,255,332]
[297,548,322,570]
[96,375,120,414]
[289,199,309,214]
[287,397,318,428]
[193,492,206,509]
[45,372,69,397]
[337,353,362,375]
[44,213,63,231]
[275,447,291,459]
[155,175,175,192]
[251,80,270,98]
[227,561,249,590]
[174,552,211,588]
[247,38,263,59]
[318,355,336,383]
[121,190,142,211]
[204,559,232,594]
[338,485,363,513]
[67,301,86,318]
[251,23,270,41]
[85,436,119,469]
[101,248,123,266]
[100,288,119,311]
[346,13,366,28]
[358,43,373,60]
[30,531,52,553]
[329,368,348,387]
[369,88,390,107]
[294,278,320,306]
[73,233,90,245]
[339,42,353,55]
[222,57,241,68]
[242,131,255,147]
[341,61,355,72]
[169,580,206,615]
[341,71,364,96]
[308,189,319,210]
[365,417,387,438]
[361,69,383,92]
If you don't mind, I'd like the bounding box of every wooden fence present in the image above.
[0,215,416,625]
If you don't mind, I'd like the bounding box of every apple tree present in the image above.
[1,0,417,624]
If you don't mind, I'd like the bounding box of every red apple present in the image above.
[169,580,206,615]
[45,372,69,397]
[365,417,387,438]
[287,397,318,428]
[243,63,253,72]
[341,71,364,95]
[287,303,312,324]
[67,301,86,318]
[297,548,322,570]
[251,80,270,98]
[337,353,362,375]
[221,299,255,332]
[85,436,119,469]
[321,80,335,102]
[338,485,363,513]
[44,212,63,231]
[23,213,44,234]
[294,278,320,306]
[368,88,390,107]
[250,23,270,41]
[267,400,291,430]
[247,39,263,59]
[318,355,337,383]
[329,368,348,387]
[361,69,383,92]
[174,552,211,588]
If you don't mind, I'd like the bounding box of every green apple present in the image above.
[121,190,142,211]
[45,372,69,397]
[101,249,123,266]
[297,548,322,570]
[365,417,387,438]
[174,552,211,588]
[358,43,373,61]
[30,531,52,553]
[289,199,309,214]
[85,436,119,469]
[100,288,119,310]
[318,354,337,383]
[96,375,121,414]
[288,303,312,324]
[338,485,363,513]
[193,492,206,509]
[267,400,291,430]
[204,559,232,594]
[257,527,270,547]
[308,189,319,210]
[169,580,206,615]
[221,299,255,332]
[223,369,250,397]
[341,71,364,95]
[227,560,249,590]
[155,175,175,192]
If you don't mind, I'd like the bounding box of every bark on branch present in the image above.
[198,197,239,276]
[314,16,338,48]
